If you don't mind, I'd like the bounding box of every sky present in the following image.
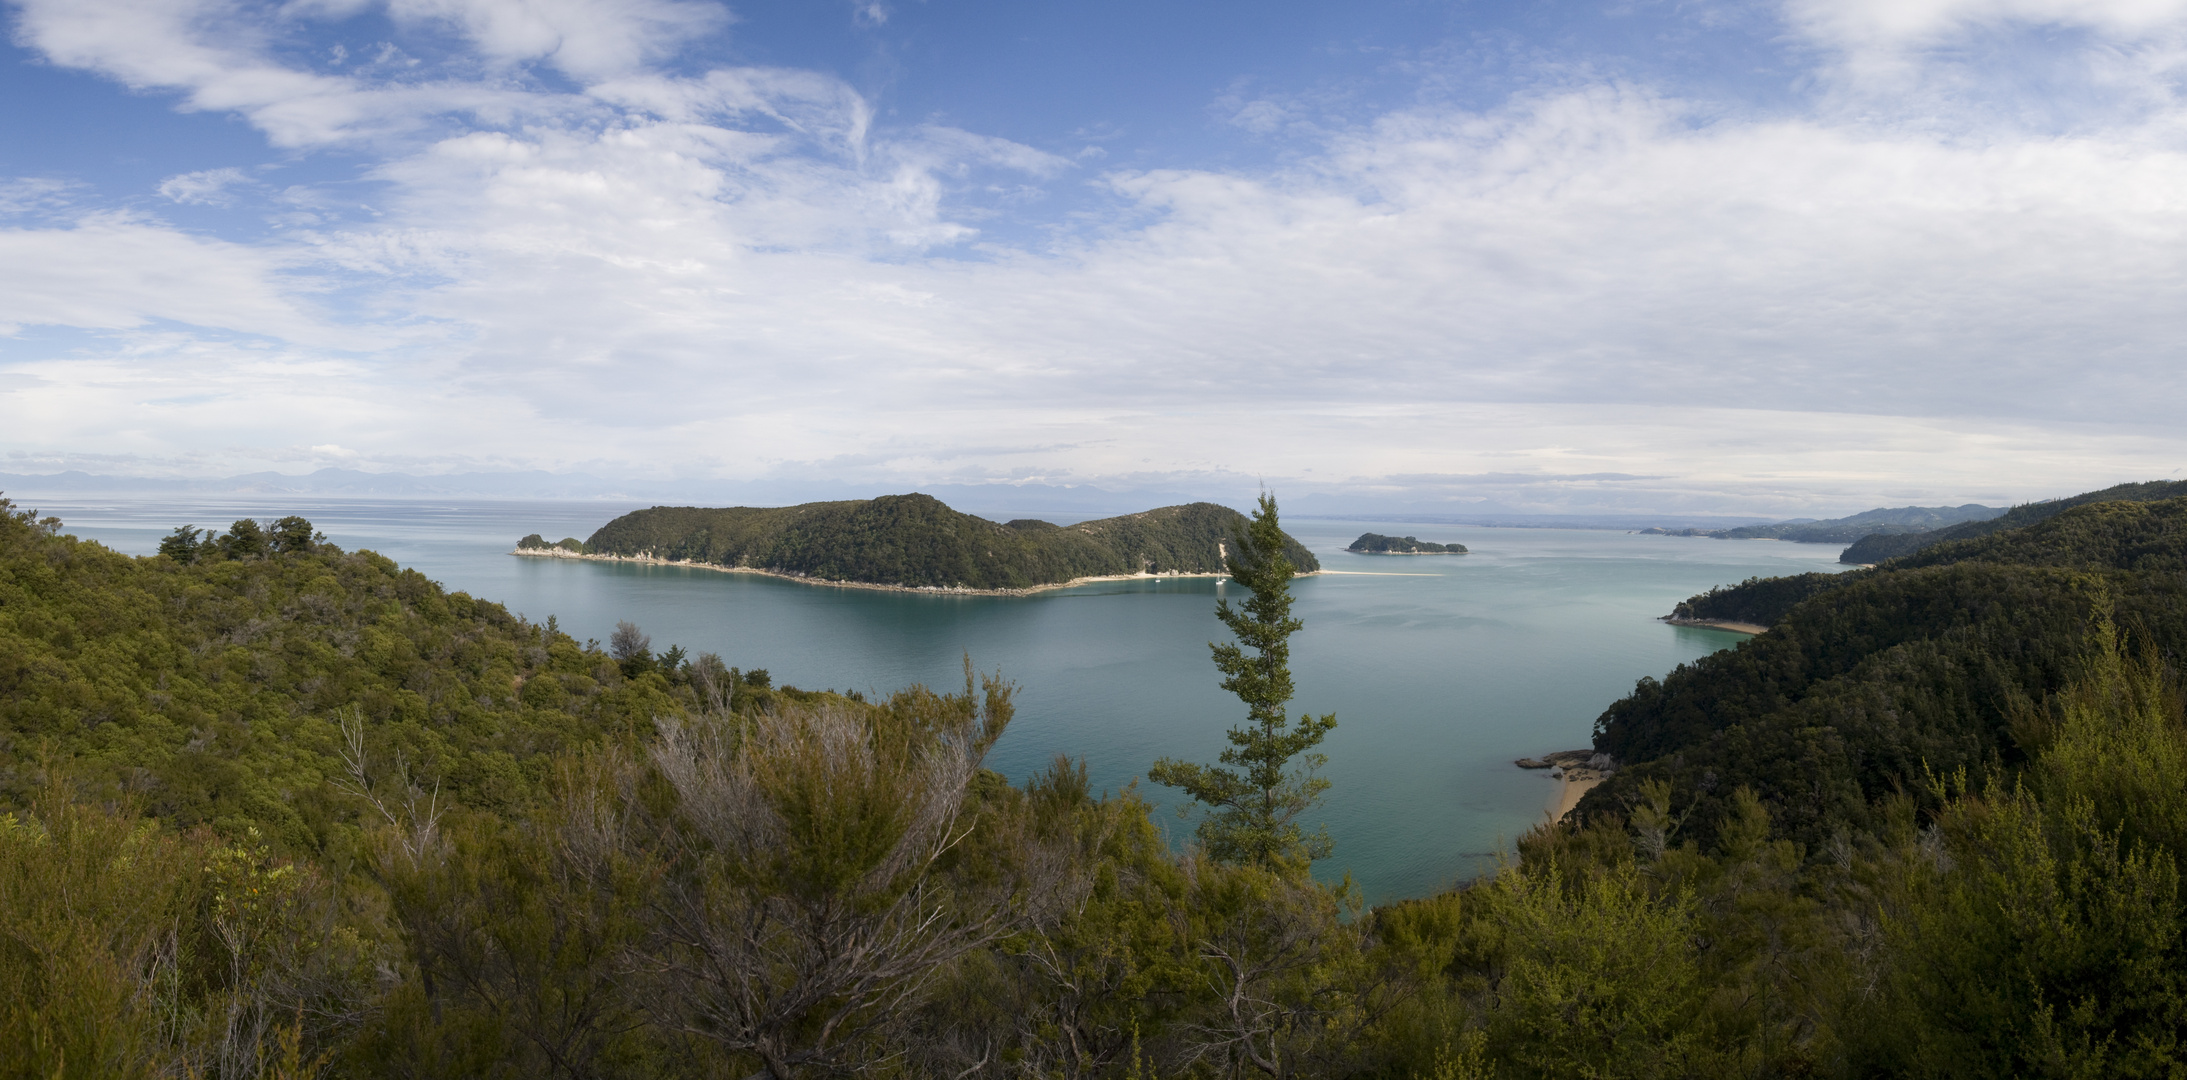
[3,0,2187,516]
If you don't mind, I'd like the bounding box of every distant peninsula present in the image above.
[1347,532,1467,554]
[1838,479,2187,564]
[1637,503,2005,545]
[516,493,1320,593]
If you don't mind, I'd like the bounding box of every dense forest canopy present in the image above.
[1839,478,2187,563]
[7,486,2187,1077]
[1598,493,2187,849]
[540,494,1320,590]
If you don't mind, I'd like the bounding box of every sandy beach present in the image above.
[512,547,1318,596]
[1660,616,1766,635]
[1517,750,1609,823]
[1548,772,1605,823]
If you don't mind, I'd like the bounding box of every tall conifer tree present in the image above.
[1149,493,1336,868]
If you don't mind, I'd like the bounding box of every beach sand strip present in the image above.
[513,547,1321,596]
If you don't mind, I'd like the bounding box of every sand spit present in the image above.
[1660,616,1767,635]
[1516,750,1613,824]
[1550,774,1604,823]
[512,547,1318,596]
[1317,570,1438,577]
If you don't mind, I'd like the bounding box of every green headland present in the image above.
[518,492,1320,591]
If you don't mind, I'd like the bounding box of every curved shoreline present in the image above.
[1660,616,1767,635]
[512,547,1318,596]
[1549,774,1604,824]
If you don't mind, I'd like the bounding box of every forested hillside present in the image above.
[1839,478,2187,563]
[1,506,677,836]
[1594,494,2187,848]
[549,494,1319,589]
[10,490,2187,1078]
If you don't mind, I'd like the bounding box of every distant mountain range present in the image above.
[1628,481,2187,565]
[1639,503,2006,544]
[1718,503,2008,543]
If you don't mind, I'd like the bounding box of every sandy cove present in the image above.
[512,547,1320,596]
[1660,616,1767,635]
[1517,751,1610,824]
[1548,771,1605,824]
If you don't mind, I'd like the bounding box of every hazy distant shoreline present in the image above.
[512,546,1320,596]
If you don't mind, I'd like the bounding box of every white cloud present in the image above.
[10,0,581,146]
[587,68,875,152]
[5,0,2187,512]
[1784,0,2187,117]
[157,167,251,205]
[1787,0,2187,50]
[0,216,333,339]
[0,177,77,215]
[318,77,2187,504]
[386,0,729,80]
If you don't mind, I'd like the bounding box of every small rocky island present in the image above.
[1348,532,1467,554]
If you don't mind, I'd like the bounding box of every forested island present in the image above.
[8,483,2187,1076]
[1347,532,1467,554]
[517,493,1319,591]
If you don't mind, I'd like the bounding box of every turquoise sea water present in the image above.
[30,497,1848,902]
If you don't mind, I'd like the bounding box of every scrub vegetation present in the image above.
[6,488,2187,1077]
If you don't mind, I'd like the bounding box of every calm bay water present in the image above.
[29,495,1848,902]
